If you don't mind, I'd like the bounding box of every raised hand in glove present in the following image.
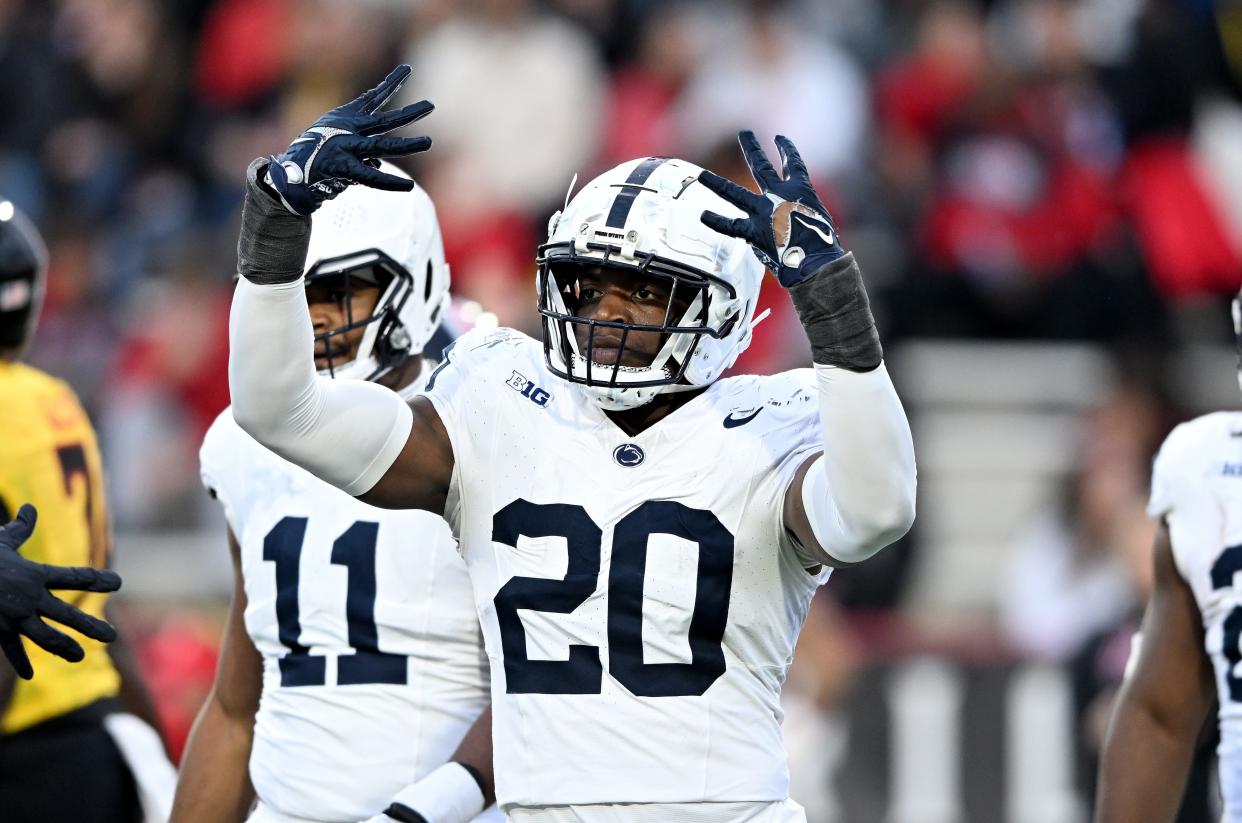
[0,504,121,679]
[700,130,880,371]
[265,64,434,216]
[697,130,844,287]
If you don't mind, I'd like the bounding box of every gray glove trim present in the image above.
[787,251,882,372]
[237,158,312,286]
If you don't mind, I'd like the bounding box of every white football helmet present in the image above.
[305,161,449,382]
[537,157,765,410]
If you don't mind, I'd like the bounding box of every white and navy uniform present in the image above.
[1149,411,1242,820]
[422,328,831,822]
[200,365,496,823]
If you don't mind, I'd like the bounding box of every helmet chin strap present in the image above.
[577,381,664,411]
[317,353,381,382]
[568,353,702,412]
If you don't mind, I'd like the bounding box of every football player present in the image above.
[228,66,916,821]
[173,161,500,823]
[0,197,173,822]
[1095,291,1242,822]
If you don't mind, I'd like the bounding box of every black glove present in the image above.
[264,64,434,216]
[698,130,845,287]
[0,504,121,679]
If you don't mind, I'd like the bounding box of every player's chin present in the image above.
[589,347,654,369]
[315,353,354,371]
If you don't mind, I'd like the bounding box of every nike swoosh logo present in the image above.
[723,408,763,428]
[792,212,834,246]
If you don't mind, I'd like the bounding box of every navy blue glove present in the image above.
[265,64,434,216]
[698,131,844,287]
[0,504,121,680]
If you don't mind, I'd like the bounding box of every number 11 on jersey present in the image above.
[263,516,407,687]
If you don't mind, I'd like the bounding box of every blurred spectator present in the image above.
[676,0,868,185]
[1000,383,1163,662]
[405,0,605,213]
[595,4,699,169]
[1108,2,1242,303]
[194,0,292,108]
[101,258,231,528]
[876,0,1186,344]
[400,0,605,329]
[874,0,991,215]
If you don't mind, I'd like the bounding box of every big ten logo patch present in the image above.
[506,371,552,407]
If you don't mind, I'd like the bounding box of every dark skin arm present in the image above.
[450,705,495,807]
[357,396,455,512]
[1094,521,1216,823]
[171,529,263,822]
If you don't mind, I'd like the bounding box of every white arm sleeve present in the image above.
[800,362,916,563]
[228,276,412,496]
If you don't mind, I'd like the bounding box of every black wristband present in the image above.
[787,251,882,372]
[236,157,312,286]
[382,803,428,823]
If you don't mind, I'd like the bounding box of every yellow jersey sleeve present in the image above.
[0,361,120,733]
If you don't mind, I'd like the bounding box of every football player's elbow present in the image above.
[846,484,916,558]
[231,402,288,452]
[231,403,264,442]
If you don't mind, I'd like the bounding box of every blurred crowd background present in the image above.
[3,0,1241,819]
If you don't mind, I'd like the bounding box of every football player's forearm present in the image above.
[449,705,495,805]
[171,692,257,823]
[1096,524,1213,823]
[794,254,916,562]
[1095,694,1196,823]
[371,707,494,823]
[229,165,412,497]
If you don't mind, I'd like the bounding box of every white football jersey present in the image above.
[1148,410,1242,819]
[422,328,831,813]
[200,381,492,822]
